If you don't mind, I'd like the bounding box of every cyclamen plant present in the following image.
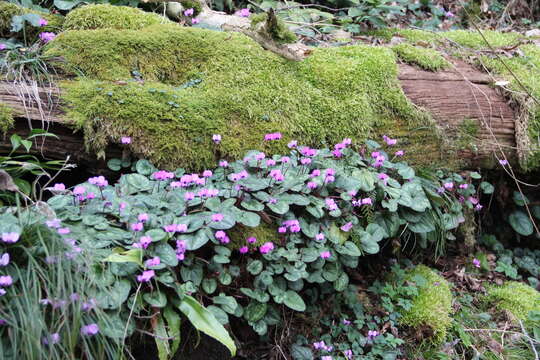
[2,134,491,359]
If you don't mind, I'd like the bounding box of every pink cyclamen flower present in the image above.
[52,183,65,191]
[184,8,194,16]
[264,132,282,141]
[443,182,454,190]
[73,186,85,196]
[344,349,353,359]
[1,232,19,243]
[0,289,5,296]
[131,222,144,232]
[0,276,13,287]
[445,11,455,18]
[325,198,338,211]
[80,324,99,336]
[280,156,290,163]
[0,44,6,51]
[468,197,478,205]
[321,357,332,360]
[367,330,379,339]
[378,173,389,184]
[320,251,331,259]
[459,183,469,189]
[145,257,161,267]
[247,236,257,244]
[239,246,249,254]
[38,18,48,26]
[219,160,229,167]
[307,181,317,190]
[121,136,131,144]
[315,233,325,241]
[212,134,221,144]
[88,176,108,187]
[184,192,195,201]
[341,222,353,232]
[46,218,61,228]
[475,204,483,211]
[202,170,213,178]
[138,213,149,222]
[259,242,274,254]
[287,140,298,148]
[236,8,251,17]
[313,341,326,350]
[152,170,174,181]
[57,227,70,235]
[395,150,404,157]
[39,32,56,43]
[300,158,312,165]
[137,270,155,283]
[472,258,481,268]
[42,333,60,345]
[361,198,372,205]
[383,135,397,146]
[343,319,351,325]
[0,253,9,267]
[211,213,224,222]
[191,18,200,24]
[266,159,276,167]
[499,159,508,166]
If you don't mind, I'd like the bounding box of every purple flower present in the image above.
[443,182,454,190]
[52,183,65,191]
[321,357,332,360]
[340,222,353,232]
[278,226,287,234]
[39,32,56,43]
[236,8,251,17]
[38,18,48,27]
[42,333,60,345]
[459,183,469,189]
[184,8,194,16]
[212,134,222,144]
[131,222,144,232]
[378,173,389,184]
[202,170,213,178]
[46,218,61,228]
[239,246,249,254]
[499,159,508,166]
[325,198,338,211]
[280,156,290,163]
[137,270,155,283]
[344,349,353,359]
[264,132,282,141]
[311,169,321,177]
[211,213,224,222]
[269,169,285,181]
[219,160,228,167]
[266,159,276,167]
[472,258,481,268]
[315,233,325,241]
[247,237,257,244]
[475,204,483,211]
[81,324,99,336]
[395,150,404,157]
[152,170,174,181]
[0,44,6,51]
[1,232,19,243]
[287,140,298,148]
[445,10,455,18]
[300,158,312,165]
[0,253,9,267]
[133,236,152,249]
[259,242,274,254]
[383,135,397,146]
[121,136,131,144]
[145,257,161,267]
[138,213,149,222]
[320,251,331,259]
[367,330,379,339]
[0,289,5,296]
[191,18,200,24]
[88,175,108,187]
[0,276,13,287]
[313,341,326,350]
[361,198,372,205]
[343,319,351,325]
[57,227,70,235]
[307,181,318,190]
[267,197,277,205]
[73,186,85,196]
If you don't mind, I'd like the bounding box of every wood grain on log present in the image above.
[0,59,517,169]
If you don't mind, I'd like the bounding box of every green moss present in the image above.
[0,103,14,134]
[485,281,540,321]
[63,4,167,31]
[0,2,64,39]
[249,13,297,44]
[400,265,453,342]
[50,24,437,169]
[392,43,450,71]
[228,223,277,250]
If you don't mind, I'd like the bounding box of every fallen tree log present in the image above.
[0,56,517,170]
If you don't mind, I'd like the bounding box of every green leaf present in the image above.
[398,166,415,180]
[103,248,142,266]
[241,199,264,212]
[207,305,229,325]
[94,279,131,310]
[54,0,84,10]
[333,272,349,291]
[244,302,267,322]
[178,296,237,356]
[283,290,306,312]
[480,181,494,194]
[202,278,217,294]
[267,201,289,215]
[135,159,155,175]
[154,314,170,360]
[238,211,260,227]
[513,191,530,206]
[107,158,122,171]
[153,243,178,266]
[213,294,238,314]
[355,169,375,192]
[508,211,534,236]
[247,260,263,275]
[143,291,167,308]
[163,306,181,355]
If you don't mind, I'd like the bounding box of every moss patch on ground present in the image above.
[400,265,453,342]
[62,4,168,31]
[48,20,440,169]
[485,281,540,321]
[392,43,451,71]
[0,103,14,134]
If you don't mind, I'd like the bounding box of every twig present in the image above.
[519,320,539,360]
